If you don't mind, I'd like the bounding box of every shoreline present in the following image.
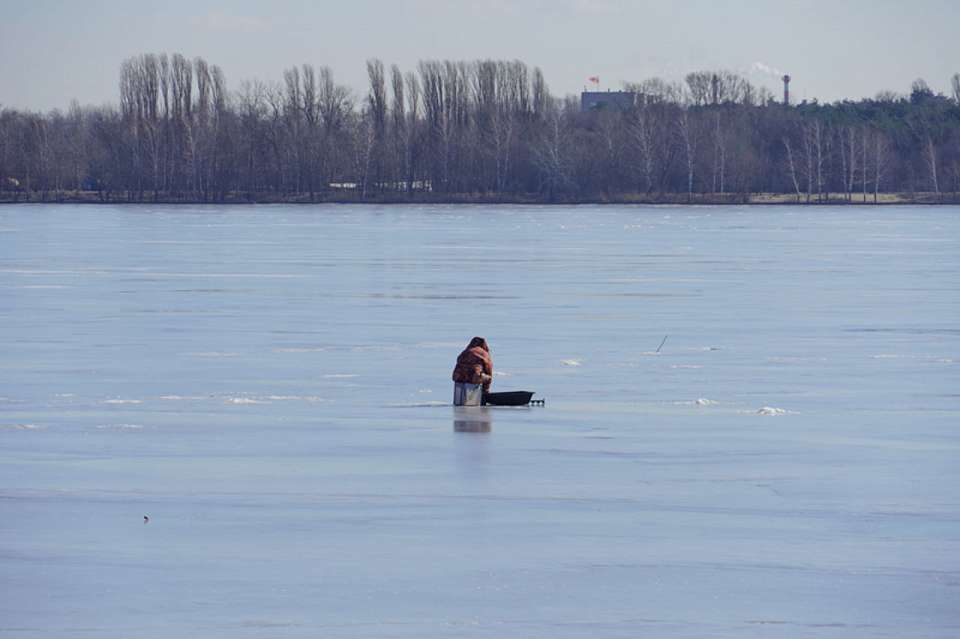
[2,191,958,206]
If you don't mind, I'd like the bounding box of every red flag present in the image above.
[588,76,600,84]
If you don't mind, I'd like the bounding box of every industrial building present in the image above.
[580,91,636,112]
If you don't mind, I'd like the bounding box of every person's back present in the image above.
[452,337,493,406]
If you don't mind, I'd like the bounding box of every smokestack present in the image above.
[782,74,791,105]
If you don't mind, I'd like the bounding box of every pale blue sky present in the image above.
[1,0,958,110]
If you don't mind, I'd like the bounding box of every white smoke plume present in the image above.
[750,62,784,78]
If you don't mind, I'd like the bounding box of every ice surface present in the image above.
[1,204,958,638]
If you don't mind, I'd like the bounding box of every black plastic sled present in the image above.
[481,391,544,406]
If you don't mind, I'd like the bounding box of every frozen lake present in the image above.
[1,203,958,637]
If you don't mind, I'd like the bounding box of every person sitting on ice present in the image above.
[451,337,493,406]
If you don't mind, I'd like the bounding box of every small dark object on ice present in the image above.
[482,391,544,406]
[143,515,149,524]
[656,334,669,353]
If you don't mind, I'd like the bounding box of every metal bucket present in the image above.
[453,382,483,406]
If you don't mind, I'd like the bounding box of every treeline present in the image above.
[2,53,960,203]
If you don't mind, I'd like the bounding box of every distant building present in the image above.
[580,91,636,112]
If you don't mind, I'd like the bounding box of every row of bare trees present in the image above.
[117,53,231,199]
[2,56,960,203]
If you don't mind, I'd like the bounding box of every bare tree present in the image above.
[677,110,696,201]
[712,111,726,195]
[782,136,802,202]
[366,59,387,193]
[418,61,448,192]
[389,64,406,191]
[872,128,889,203]
[683,70,754,106]
[403,71,421,193]
[533,99,570,200]
[924,135,940,201]
[358,108,375,198]
[630,77,685,105]
[800,121,814,202]
[809,120,824,202]
[631,106,655,194]
[684,72,712,106]
[838,125,857,202]
[861,125,868,203]
[532,67,548,118]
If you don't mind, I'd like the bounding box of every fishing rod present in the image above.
[656,334,669,353]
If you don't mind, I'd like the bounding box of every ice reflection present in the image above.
[453,406,492,481]
[452,406,492,433]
